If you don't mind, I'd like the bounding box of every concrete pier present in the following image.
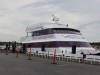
[0,53,100,75]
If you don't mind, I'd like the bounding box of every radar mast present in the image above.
[52,15,59,24]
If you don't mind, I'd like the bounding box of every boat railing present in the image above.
[20,36,32,42]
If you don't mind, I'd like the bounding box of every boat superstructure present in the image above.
[20,22,98,55]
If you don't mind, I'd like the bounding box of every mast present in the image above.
[52,15,59,24]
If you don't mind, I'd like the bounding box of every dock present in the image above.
[0,52,100,75]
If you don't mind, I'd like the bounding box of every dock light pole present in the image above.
[52,49,57,64]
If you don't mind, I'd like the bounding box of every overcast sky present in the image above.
[0,0,100,42]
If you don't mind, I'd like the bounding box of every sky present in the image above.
[0,0,100,42]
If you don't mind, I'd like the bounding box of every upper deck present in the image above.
[26,23,69,33]
[20,23,86,43]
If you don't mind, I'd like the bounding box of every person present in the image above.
[62,50,63,53]
[16,46,20,53]
[65,50,67,53]
[81,52,86,63]
[83,54,86,59]
[81,52,83,54]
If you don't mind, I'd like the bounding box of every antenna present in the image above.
[52,15,59,23]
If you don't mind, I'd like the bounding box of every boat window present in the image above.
[32,29,51,36]
[32,32,35,36]
[35,32,37,36]
[48,42,55,47]
[58,41,91,47]
[64,30,68,33]
[33,43,37,47]
[37,31,38,35]
[59,41,71,47]
[27,44,31,47]
[34,32,36,36]
[48,29,53,34]
[38,31,41,35]
[45,30,49,34]
[27,41,91,48]
[32,28,81,36]
[41,30,45,35]
[63,30,66,33]
[61,30,64,33]
[30,43,33,47]
[57,30,61,33]
[52,28,81,34]
[39,29,48,35]
[53,30,57,33]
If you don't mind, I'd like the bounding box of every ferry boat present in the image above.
[20,18,98,55]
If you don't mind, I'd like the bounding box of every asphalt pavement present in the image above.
[0,52,100,75]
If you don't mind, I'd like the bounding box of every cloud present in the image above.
[80,23,100,42]
[0,0,100,42]
[0,0,42,9]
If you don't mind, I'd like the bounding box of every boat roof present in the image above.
[26,23,79,33]
[26,23,68,33]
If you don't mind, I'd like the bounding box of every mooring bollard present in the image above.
[51,49,57,64]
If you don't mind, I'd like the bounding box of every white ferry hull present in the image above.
[21,23,99,55]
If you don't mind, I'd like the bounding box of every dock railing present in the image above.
[84,55,100,64]
[26,51,100,65]
[63,54,83,63]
